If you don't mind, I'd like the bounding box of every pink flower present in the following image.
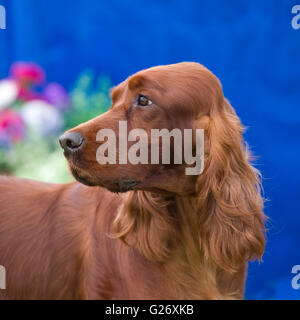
[9,62,45,102]
[10,62,45,86]
[18,87,42,102]
[0,109,24,142]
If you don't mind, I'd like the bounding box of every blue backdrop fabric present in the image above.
[0,0,299,299]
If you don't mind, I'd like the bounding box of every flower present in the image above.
[9,62,46,102]
[0,109,24,143]
[10,62,45,86]
[0,80,18,111]
[43,82,70,110]
[17,87,42,102]
[20,100,64,136]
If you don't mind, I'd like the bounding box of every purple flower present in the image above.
[43,82,69,110]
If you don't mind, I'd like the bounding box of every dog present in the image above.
[0,62,266,299]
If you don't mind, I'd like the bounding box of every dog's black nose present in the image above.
[59,132,84,151]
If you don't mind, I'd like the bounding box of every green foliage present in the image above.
[4,137,74,183]
[64,70,111,130]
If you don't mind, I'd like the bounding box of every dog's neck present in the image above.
[111,190,237,299]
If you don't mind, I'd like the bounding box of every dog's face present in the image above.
[60,62,220,195]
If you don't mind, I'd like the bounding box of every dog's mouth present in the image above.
[69,165,140,192]
[104,179,140,193]
[70,166,98,187]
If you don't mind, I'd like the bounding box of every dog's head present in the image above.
[59,62,222,195]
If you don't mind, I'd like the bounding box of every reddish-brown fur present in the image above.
[0,62,266,299]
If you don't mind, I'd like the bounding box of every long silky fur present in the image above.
[111,93,266,300]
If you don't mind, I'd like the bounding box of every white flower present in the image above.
[20,100,64,136]
[0,80,18,110]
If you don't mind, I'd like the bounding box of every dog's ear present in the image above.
[196,98,266,272]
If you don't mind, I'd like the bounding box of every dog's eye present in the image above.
[137,95,153,107]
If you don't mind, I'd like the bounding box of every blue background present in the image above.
[0,0,299,299]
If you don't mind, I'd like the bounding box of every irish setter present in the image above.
[0,62,266,299]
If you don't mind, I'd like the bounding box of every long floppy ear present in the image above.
[196,98,266,273]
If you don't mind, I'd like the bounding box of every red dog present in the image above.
[0,62,265,299]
